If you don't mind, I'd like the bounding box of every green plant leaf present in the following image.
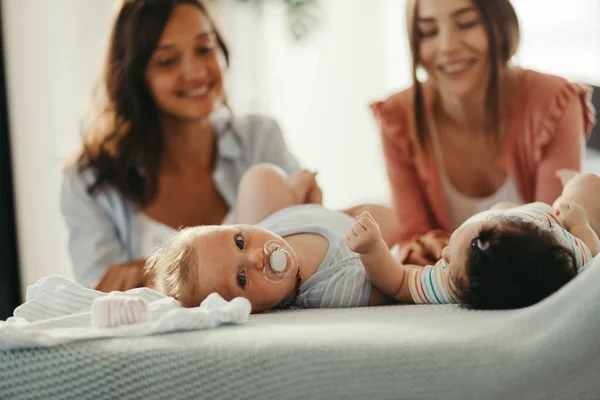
[235,0,320,40]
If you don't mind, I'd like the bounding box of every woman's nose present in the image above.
[438,26,460,54]
[182,55,208,80]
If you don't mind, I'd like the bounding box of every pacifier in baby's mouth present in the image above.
[263,240,294,283]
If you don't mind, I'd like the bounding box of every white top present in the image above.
[441,172,523,230]
[430,120,523,230]
[131,211,235,259]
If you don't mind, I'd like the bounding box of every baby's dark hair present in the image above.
[456,217,577,310]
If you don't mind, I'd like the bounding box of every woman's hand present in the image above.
[93,260,150,292]
[398,230,450,266]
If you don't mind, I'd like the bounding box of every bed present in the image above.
[1,256,599,400]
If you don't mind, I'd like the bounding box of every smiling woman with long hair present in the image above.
[61,0,307,292]
[372,0,596,265]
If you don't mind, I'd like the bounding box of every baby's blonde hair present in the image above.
[146,226,214,307]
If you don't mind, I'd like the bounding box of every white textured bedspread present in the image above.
[1,257,599,400]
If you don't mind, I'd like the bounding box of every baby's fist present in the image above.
[346,211,383,254]
[556,201,589,231]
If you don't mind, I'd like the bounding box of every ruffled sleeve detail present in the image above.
[534,82,596,164]
[370,92,414,163]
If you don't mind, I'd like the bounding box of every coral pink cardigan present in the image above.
[371,69,596,244]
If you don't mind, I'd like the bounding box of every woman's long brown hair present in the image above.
[77,0,229,206]
[406,0,520,148]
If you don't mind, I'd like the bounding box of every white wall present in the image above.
[513,0,600,86]
[218,0,410,209]
[3,0,600,296]
[3,0,115,295]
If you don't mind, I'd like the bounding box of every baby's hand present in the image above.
[555,201,589,231]
[346,211,383,254]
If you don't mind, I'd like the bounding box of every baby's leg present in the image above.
[236,164,298,225]
[342,204,400,248]
[554,172,600,236]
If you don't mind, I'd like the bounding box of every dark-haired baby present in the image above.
[347,179,599,310]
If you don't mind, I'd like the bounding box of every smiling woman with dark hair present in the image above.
[61,0,311,292]
[372,0,596,265]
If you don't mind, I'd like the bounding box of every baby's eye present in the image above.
[237,272,247,289]
[235,234,244,250]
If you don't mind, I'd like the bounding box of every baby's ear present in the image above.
[556,169,578,187]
